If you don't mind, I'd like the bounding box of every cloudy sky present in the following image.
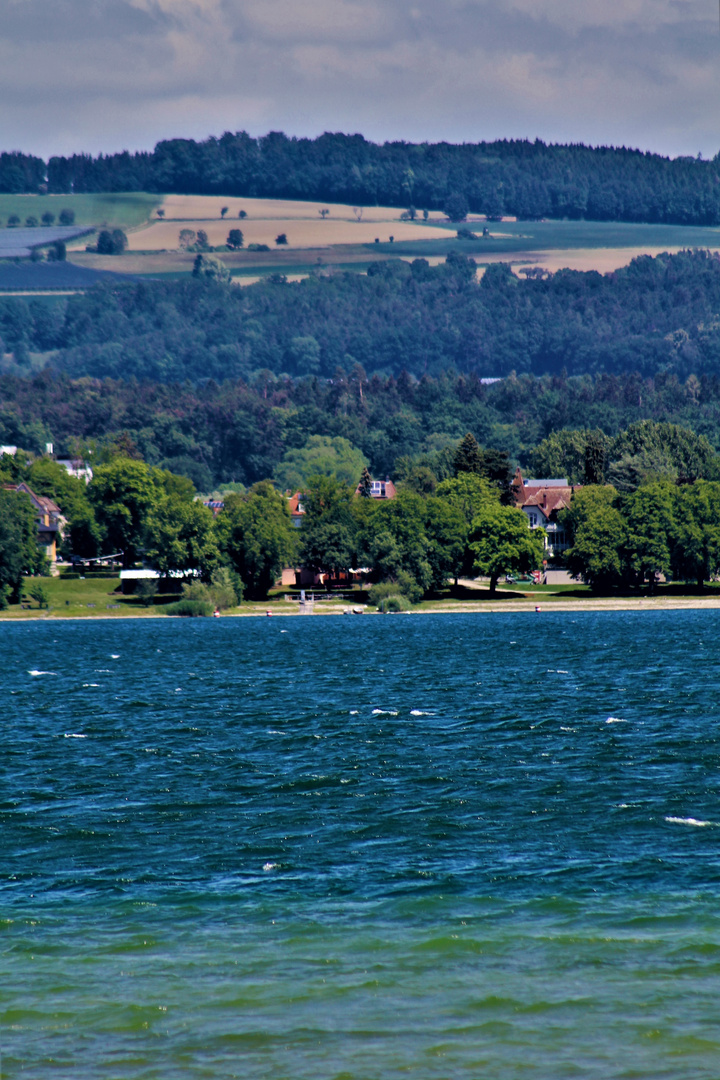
[2,0,719,159]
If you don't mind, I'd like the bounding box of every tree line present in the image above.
[4,250,720,389]
[0,437,540,606]
[4,423,720,608]
[3,363,720,492]
[4,131,720,226]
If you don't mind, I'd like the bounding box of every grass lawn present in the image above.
[369,218,720,258]
[0,193,159,231]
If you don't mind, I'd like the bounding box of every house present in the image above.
[3,482,63,563]
[57,457,93,484]
[512,469,579,560]
[355,477,397,500]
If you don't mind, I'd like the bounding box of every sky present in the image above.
[2,0,720,160]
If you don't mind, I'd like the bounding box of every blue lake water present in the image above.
[3,611,720,1078]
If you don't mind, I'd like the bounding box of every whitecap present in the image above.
[280,630,288,633]
[665,816,715,827]
[372,708,398,715]
[557,670,569,674]
[267,729,284,735]
[110,654,120,660]
[560,726,576,732]
[606,717,626,724]
[410,709,434,716]
[28,670,56,677]
[349,710,359,715]
[82,683,100,688]
[262,862,277,872]
[64,733,86,739]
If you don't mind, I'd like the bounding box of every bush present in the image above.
[0,584,10,610]
[27,581,49,608]
[247,243,270,252]
[97,229,127,255]
[25,216,38,228]
[135,579,158,607]
[42,211,55,226]
[382,593,411,612]
[59,208,75,226]
[209,567,243,609]
[164,598,211,617]
[7,214,19,227]
[275,233,288,245]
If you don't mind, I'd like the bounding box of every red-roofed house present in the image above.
[512,469,579,560]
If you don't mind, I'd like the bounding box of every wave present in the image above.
[28,670,56,676]
[372,709,398,715]
[606,717,626,724]
[665,816,716,827]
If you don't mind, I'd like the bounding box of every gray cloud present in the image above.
[1,0,719,157]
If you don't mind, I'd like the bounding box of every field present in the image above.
[1,193,714,291]
[0,192,159,231]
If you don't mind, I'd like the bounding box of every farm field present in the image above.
[159,194,448,223]
[126,216,443,251]
[0,192,159,230]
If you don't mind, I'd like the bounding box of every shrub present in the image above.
[59,208,75,226]
[97,229,127,255]
[7,214,19,227]
[164,598,211,617]
[41,211,55,226]
[247,243,270,252]
[275,233,288,245]
[25,216,38,228]
[135,579,158,607]
[28,581,49,608]
[209,567,243,609]
[382,593,411,612]
[0,584,10,610]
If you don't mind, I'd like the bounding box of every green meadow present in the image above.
[0,192,159,231]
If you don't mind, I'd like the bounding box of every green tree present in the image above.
[144,497,219,579]
[444,192,469,221]
[469,503,545,594]
[300,474,357,580]
[88,458,156,567]
[192,254,230,283]
[275,233,288,245]
[355,488,432,600]
[0,487,38,600]
[41,211,55,226]
[622,482,675,590]
[218,481,296,599]
[561,486,626,591]
[437,472,500,578]
[58,208,75,225]
[226,229,244,250]
[669,481,720,588]
[358,466,373,497]
[453,432,483,475]
[273,435,367,491]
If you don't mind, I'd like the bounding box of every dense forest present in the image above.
[2,250,720,386]
[3,133,720,226]
[2,365,720,492]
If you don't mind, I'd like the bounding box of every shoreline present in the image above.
[6,594,720,620]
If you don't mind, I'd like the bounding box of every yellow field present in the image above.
[506,247,684,275]
[127,217,445,251]
[159,195,449,223]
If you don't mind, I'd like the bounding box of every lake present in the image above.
[3,611,720,1078]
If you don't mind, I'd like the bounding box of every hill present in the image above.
[3,134,720,227]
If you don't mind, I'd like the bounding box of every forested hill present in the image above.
[4,250,720,385]
[3,133,720,225]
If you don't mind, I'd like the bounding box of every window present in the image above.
[527,511,538,526]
